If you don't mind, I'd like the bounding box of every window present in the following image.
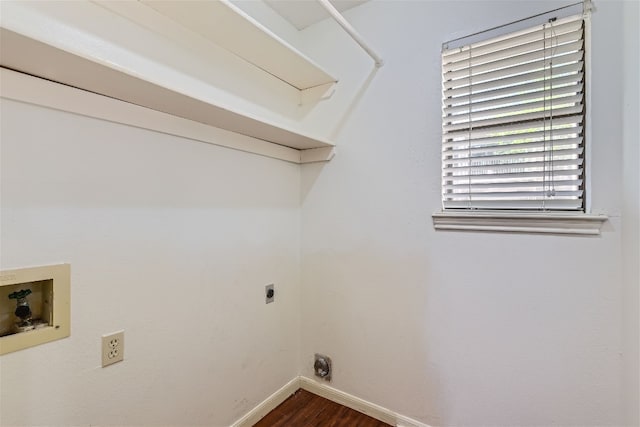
[441,14,586,211]
[434,5,607,234]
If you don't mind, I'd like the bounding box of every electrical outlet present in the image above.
[265,284,275,304]
[102,330,124,367]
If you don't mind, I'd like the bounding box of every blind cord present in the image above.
[549,18,557,198]
[467,45,472,209]
[543,18,558,210]
[543,22,547,210]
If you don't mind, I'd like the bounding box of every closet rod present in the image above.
[316,0,384,67]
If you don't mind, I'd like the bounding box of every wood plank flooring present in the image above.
[254,389,392,427]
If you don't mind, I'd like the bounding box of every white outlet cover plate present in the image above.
[102,330,124,367]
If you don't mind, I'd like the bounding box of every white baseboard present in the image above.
[299,376,396,425]
[298,376,431,427]
[230,376,431,427]
[230,377,300,427]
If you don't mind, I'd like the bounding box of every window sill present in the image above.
[432,211,608,235]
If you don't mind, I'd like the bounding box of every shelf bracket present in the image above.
[300,147,336,164]
[300,82,337,105]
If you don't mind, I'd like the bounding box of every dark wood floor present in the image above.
[254,389,392,427]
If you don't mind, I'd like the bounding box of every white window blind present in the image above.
[441,14,586,211]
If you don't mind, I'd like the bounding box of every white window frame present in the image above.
[432,1,607,235]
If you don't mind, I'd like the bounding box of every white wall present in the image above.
[299,1,636,425]
[0,98,301,426]
[1,1,637,426]
[621,0,640,424]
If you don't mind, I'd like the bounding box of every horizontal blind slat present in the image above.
[445,191,582,202]
[442,168,583,181]
[442,15,583,58]
[443,137,583,157]
[443,147,583,165]
[444,94,583,123]
[443,127,582,147]
[443,29,583,73]
[443,63,583,99]
[443,158,583,173]
[443,105,583,133]
[446,29,583,67]
[444,82,583,115]
[444,190,583,199]
[443,113,583,139]
[442,200,583,209]
[444,72,583,108]
[444,40,583,81]
[444,179,582,190]
[443,51,583,91]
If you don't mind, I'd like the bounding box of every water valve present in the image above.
[8,289,33,331]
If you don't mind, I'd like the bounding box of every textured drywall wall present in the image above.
[1,1,636,425]
[621,0,640,424]
[299,1,633,425]
[0,99,301,426]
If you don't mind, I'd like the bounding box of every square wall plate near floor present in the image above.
[0,264,70,355]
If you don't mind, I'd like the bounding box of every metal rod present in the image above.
[316,0,383,67]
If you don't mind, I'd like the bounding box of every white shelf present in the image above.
[1,67,315,164]
[0,0,337,156]
[139,0,337,90]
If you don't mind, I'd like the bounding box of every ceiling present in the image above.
[264,0,368,30]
